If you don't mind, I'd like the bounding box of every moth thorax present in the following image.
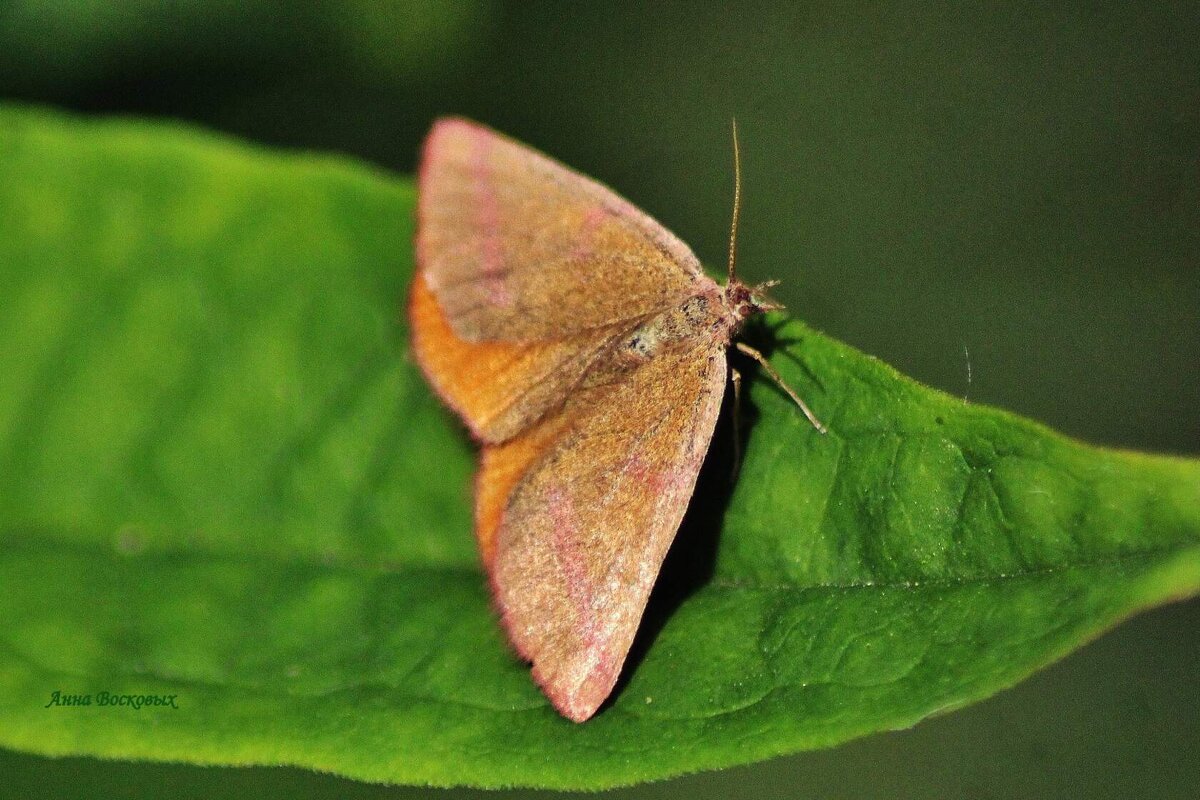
[624,293,724,360]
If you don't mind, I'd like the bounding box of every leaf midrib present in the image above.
[5,525,1196,596]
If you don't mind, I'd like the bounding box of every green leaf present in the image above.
[0,104,1197,790]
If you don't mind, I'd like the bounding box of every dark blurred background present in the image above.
[1,1,1196,797]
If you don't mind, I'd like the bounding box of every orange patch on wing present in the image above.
[411,270,574,565]
[410,273,543,440]
[474,417,567,567]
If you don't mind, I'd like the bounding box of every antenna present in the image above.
[727,118,742,283]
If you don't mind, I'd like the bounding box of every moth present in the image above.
[409,118,823,721]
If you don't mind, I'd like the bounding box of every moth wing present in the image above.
[478,341,728,721]
[409,271,638,442]
[417,117,708,342]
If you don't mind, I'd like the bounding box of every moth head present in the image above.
[723,278,785,321]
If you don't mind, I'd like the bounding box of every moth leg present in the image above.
[734,341,827,434]
[730,366,743,483]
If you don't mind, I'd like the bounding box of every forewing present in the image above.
[417,117,709,342]
[480,342,728,721]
